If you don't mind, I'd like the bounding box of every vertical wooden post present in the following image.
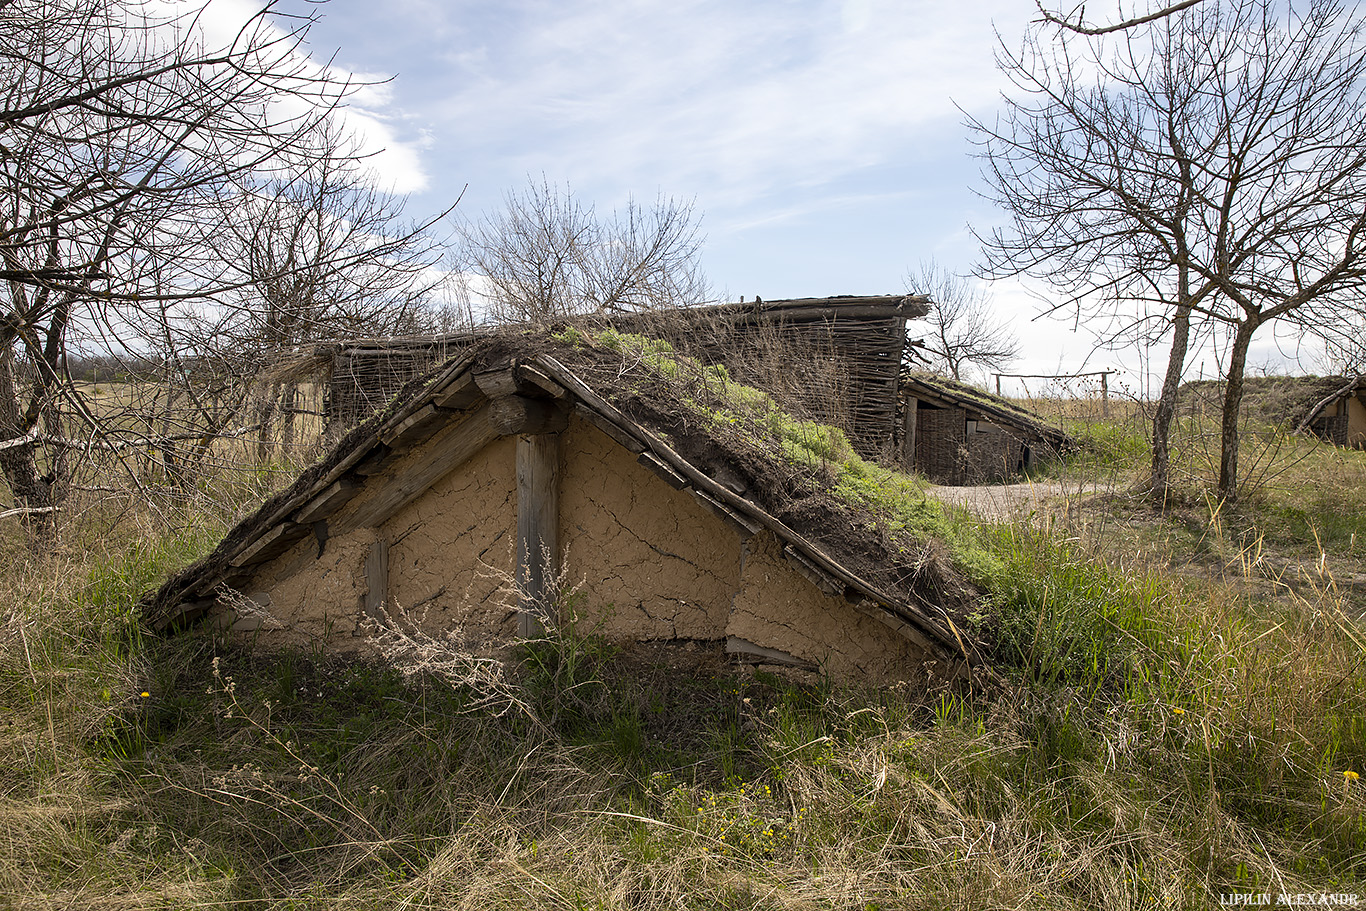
[1101,371,1110,418]
[995,374,1002,396]
[364,538,389,620]
[516,432,560,637]
[902,396,919,472]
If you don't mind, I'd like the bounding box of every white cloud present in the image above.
[425,0,1028,201]
[145,0,432,194]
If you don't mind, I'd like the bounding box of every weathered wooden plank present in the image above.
[294,478,360,524]
[489,395,569,435]
[783,544,844,596]
[364,539,389,619]
[350,444,394,477]
[731,304,915,322]
[520,365,569,399]
[159,599,215,631]
[474,367,521,398]
[690,489,761,538]
[725,636,816,669]
[846,598,939,654]
[380,403,451,448]
[516,433,560,638]
[338,404,498,532]
[433,372,482,410]
[229,522,308,568]
[571,402,647,453]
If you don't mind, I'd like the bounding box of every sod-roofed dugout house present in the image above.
[1180,374,1366,449]
[900,374,1071,485]
[150,337,978,683]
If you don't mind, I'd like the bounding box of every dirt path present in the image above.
[926,480,1113,523]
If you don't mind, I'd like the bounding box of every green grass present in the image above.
[4,500,1364,908]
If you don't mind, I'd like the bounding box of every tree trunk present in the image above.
[1148,299,1193,507]
[279,382,298,456]
[0,348,52,533]
[1217,319,1259,502]
[255,382,278,464]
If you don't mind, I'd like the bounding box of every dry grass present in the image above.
[1,366,1364,908]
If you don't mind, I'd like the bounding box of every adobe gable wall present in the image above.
[228,526,377,646]
[726,531,929,682]
[559,417,742,639]
[206,413,934,684]
[202,430,519,649]
[381,434,518,645]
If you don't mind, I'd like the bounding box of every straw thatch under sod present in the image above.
[149,333,980,684]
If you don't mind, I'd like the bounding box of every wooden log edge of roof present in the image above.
[1296,375,1366,435]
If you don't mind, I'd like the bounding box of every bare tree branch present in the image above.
[906,262,1019,382]
[1035,0,1205,35]
[0,0,454,532]
[0,505,59,521]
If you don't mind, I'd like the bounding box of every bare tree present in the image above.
[905,261,1019,382]
[972,0,1366,503]
[0,0,430,525]
[1311,312,1366,377]
[456,177,709,323]
[206,126,451,458]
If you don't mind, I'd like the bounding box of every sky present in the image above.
[241,0,1330,398]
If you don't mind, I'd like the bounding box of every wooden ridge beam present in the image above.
[489,395,569,435]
